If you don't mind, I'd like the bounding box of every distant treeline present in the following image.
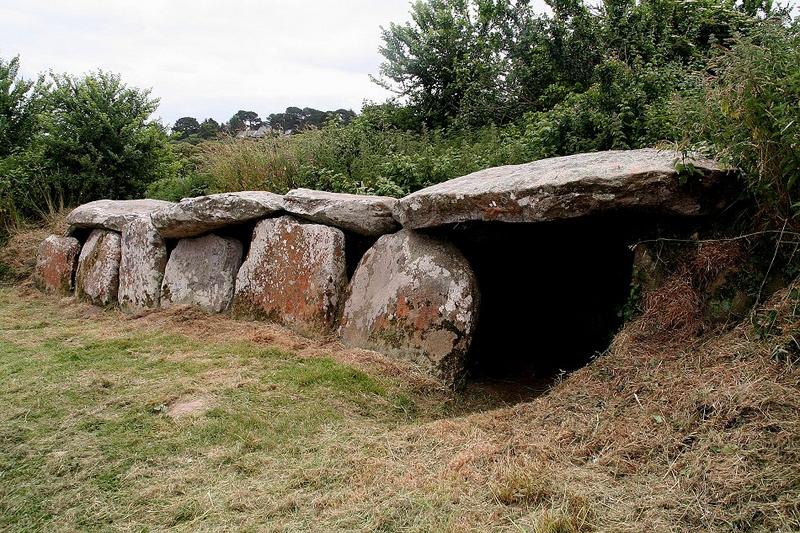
[170,107,357,142]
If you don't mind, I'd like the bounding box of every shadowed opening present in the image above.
[443,214,687,402]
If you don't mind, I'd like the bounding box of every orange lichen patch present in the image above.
[33,236,81,294]
[233,216,346,331]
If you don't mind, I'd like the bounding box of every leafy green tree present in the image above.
[172,116,200,139]
[375,0,519,127]
[37,70,174,202]
[198,118,220,139]
[227,110,262,133]
[0,55,46,158]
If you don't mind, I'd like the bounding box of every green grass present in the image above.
[0,289,423,531]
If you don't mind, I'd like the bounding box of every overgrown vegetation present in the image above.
[2,0,798,232]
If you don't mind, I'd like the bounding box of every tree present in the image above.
[37,70,174,202]
[375,0,521,127]
[227,110,262,133]
[198,118,220,139]
[0,55,46,158]
[172,116,200,139]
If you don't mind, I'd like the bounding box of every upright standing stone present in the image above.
[76,229,122,306]
[118,217,168,313]
[233,216,346,330]
[33,235,81,294]
[160,234,243,313]
[339,229,479,386]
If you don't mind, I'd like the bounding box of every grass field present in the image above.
[1,284,799,532]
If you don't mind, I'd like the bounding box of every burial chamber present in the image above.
[37,149,733,388]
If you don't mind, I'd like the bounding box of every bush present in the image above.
[0,64,178,228]
[37,71,175,202]
[674,20,800,225]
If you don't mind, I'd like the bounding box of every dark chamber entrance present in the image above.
[443,215,660,398]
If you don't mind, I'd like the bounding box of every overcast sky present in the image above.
[0,0,418,125]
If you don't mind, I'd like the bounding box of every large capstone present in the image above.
[67,199,173,233]
[283,188,399,236]
[339,229,479,386]
[76,229,121,306]
[118,217,168,313]
[160,234,243,313]
[233,216,346,330]
[151,191,284,239]
[33,235,81,294]
[392,149,730,229]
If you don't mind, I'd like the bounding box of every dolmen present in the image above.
[35,149,730,386]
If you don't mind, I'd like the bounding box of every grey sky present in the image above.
[1,0,415,125]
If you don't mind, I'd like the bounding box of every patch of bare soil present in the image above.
[168,395,214,418]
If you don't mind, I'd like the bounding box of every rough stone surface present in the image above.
[160,234,243,313]
[283,188,399,236]
[233,216,347,330]
[76,229,122,306]
[339,229,479,386]
[33,235,81,294]
[67,199,173,233]
[118,217,168,313]
[151,191,284,239]
[393,149,730,229]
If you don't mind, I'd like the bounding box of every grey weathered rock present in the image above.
[393,149,730,229]
[118,217,168,313]
[283,188,399,236]
[76,229,121,306]
[160,234,243,313]
[67,199,173,233]
[151,192,284,239]
[339,229,479,386]
[233,216,347,330]
[33,235,81,294]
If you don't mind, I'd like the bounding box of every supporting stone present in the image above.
[33,235,81,294]
[118,217,168,313]
[151,191,284,239]
[233,216,347,331]
[283,188,399,236]
[160,234,243,313]
[339,229,479,386]
[76,229,122,306]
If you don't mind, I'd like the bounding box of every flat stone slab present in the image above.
[392,149,729,229]
[34,235,81,294]
[339,229,479,386]
[233,216,347,330]
[283,188,399,236]
[118,217,168,313]
[160,234,243,313]
[151,192,284,239]
[76,229,121,306]
[67,199,173,233]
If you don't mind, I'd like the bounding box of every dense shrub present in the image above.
[674,20,800,224]
[0,65,177,228]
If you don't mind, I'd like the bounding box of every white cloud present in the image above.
[0,0,413,124]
